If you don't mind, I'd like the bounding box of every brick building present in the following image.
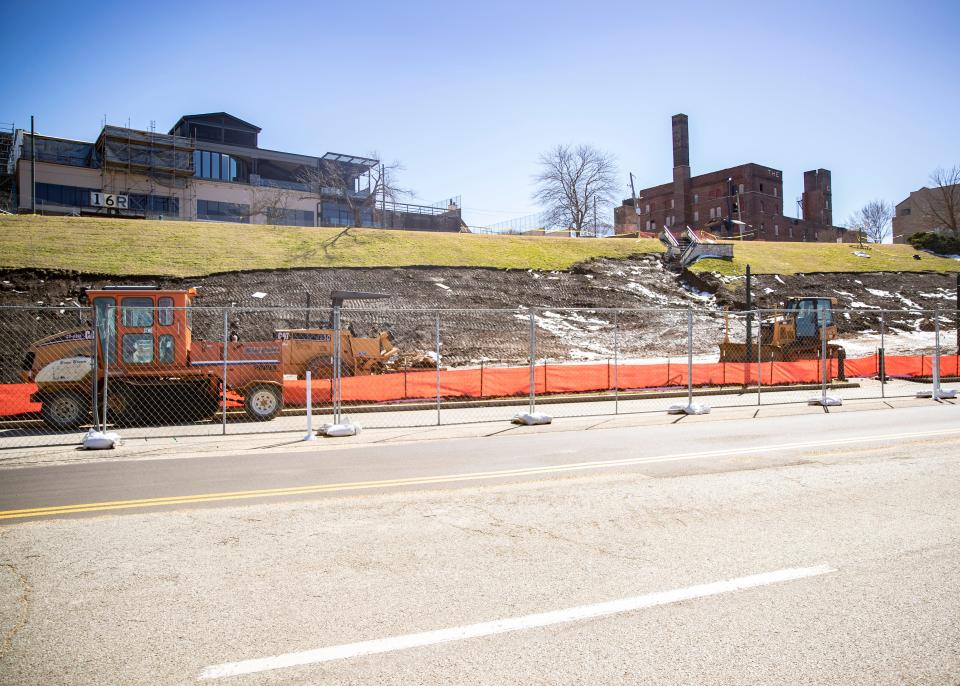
[614,114,851,242]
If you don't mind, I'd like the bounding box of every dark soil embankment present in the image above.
[1,258,957,382]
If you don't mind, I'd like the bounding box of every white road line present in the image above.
[198,564,836,680]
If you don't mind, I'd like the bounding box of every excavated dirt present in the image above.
[1,257,957,381]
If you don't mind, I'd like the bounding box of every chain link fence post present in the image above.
[686,308,693,407]
[221,309,229,435]
[756,308,762,406]
[613,310,619,415]
[91,304,100,431]
[435,312,441,426]
[333,305,341,425]
[529,309,537,414]
[879,310,886,398]
[102,304,113,430]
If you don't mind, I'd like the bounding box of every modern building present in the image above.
[892,183,960,243]
[5,112,464,231]
[614,114,852,242]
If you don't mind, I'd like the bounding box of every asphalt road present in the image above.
[2,402,959,521]
[1,404,959,684]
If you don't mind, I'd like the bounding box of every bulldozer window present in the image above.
[93,296,117,364]
[122,297,154,328]
[158,334,174,364]
[123,334,154,364]
[158,297,174,326]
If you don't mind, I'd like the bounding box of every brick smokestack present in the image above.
[671,114,690,227]
[672,113,690,168]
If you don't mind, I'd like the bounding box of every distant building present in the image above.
[892,184,960,243]
[5,112,464,231]
[614,114,852,242]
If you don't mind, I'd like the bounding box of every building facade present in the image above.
[9,112,464,231]
[614,114,851,242]
[892,184,960,243]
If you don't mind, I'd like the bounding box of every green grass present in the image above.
[689,241,960,276]
[0,215,663,277]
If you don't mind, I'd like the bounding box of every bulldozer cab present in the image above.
[86,286,196,372]
[783,297,836,340]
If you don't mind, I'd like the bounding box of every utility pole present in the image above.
[30,115,36,213]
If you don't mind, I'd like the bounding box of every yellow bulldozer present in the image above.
[719,297,846,375]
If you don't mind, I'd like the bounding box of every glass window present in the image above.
[193,150,201,176]
[93,296,117,364]
[211,153,221,180]
[201,151,210,178]
[158,334,175,364]
[158,297,174,326]
[122,334,154,364]
[121,297,153,327]
[230,157,237,182]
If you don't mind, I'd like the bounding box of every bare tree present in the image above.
[533,144,618,237]
[847,200,893,244]
[297,153,411,227]
[920,165,960,237]
[241,185,290,223]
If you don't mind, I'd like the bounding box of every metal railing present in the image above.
[0,303,956,449]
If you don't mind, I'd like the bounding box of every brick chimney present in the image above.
[801,169,832,228]
[671,114,691,227]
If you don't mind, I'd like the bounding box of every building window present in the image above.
[693,194,699,204]
[759,183,764,192]
[645,204,650,214]
[670,198,675,209]
[197,199,250,223]
[194,150,245,182]
[266,208,315,227]
[901,208,911,216]
[789,225,794,238]
[774,224,779,237]
[739,184,744,194]
[773,187,778,197]
[693,211,699,222]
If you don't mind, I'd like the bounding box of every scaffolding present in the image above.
[0,123,16,212]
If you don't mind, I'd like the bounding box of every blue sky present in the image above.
[4,0,959,228]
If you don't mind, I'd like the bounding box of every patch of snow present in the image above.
[865,288,891,297]
[434,282,451,290]
[854,279,863,285]
[774,275,786,285]
[895,294,923,310]
[852,251,871,258]
[833,290,855,298]
[849,301,881,309]
[918,291,952,300]
[763,287,774,294]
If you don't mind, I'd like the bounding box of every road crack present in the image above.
[0,562,31,661]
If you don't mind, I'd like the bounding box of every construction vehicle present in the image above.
[21,287,399,430]
[273,291,399,379]
[719,296,846,371]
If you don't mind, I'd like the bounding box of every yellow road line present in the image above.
[3,426,959,521]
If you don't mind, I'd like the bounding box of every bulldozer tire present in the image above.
[244,384,282,422]
[41,391,89,430]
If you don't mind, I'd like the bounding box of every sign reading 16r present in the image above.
[90,191,128,209]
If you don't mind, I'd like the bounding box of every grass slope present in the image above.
[689,241,960,275]
[0,216,662,277]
